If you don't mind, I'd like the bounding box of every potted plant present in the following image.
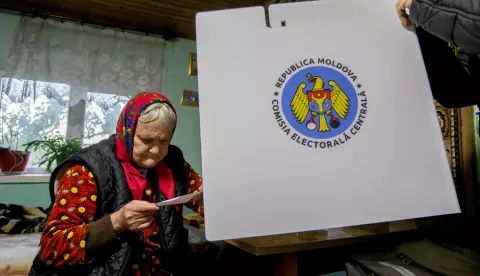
[24,134,82,173]
[0,126,31,175]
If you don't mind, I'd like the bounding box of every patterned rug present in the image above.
[0,204,47,235]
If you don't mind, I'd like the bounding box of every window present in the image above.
[1,78,130,172]
[1,78,70,168]
[83,92,129,146]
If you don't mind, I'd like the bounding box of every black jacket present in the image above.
[410,0,480,54]
[411,0,480,108]
[29,135,189,276]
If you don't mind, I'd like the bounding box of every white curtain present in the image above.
[2,16,165,106]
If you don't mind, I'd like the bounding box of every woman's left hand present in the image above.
[111,200,158,235]
[396,0,413,27]
[193,185,203,203]
[195,185,203,195]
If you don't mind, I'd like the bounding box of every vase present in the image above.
[0,149,30,175]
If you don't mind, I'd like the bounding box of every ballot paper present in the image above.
[156,191,202,207]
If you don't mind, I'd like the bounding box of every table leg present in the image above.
[275,252,298,276]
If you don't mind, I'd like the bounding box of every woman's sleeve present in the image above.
[39,164,98,266]
[183,162,204,215]
[409,0,480,54]
[416,27,478,108]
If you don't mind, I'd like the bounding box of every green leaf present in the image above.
[22,134,82,172]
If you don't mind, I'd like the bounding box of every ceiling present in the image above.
[0,0,274,40]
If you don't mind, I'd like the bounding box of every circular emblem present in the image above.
[272,58,368,149]
[282,66,358,139]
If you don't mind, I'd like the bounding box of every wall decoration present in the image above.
[435,102,476,216]
[182,90,199,107]
[436,102,459,182]
[188,53,197,76]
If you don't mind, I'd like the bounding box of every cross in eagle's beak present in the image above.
[307,73,315,83]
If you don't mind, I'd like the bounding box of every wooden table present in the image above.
[183,214,424,276]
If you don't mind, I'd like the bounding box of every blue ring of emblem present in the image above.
[281,66,359,139]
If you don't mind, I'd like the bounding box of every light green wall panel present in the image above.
[0,183,50,207]
[163,39,202,175]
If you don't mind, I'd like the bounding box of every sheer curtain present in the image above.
[3,16,165,105]
[1,16,165,140]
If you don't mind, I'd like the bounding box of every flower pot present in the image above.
[0,149,30,175]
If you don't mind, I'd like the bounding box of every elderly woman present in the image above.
[29,92,203,276]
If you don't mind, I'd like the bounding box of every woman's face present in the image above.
[133,119,172,168]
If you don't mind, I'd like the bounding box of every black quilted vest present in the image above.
[29,135,188,276]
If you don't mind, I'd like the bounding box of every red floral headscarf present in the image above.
[116,92,177,202]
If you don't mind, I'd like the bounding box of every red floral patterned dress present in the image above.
[39,162,203,275]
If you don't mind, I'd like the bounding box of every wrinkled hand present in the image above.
[396,0,413,27]
[193,185,203,201]
[188,185,203,210]
[195,185,203,196]
[111,200,158,235]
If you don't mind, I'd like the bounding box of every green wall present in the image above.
[163,39,202,175]
[0,183,50,206]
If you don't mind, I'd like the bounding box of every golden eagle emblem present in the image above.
[290,73,350,132]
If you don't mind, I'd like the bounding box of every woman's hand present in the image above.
[193,185,203,202]
[396,0,413,27]
[111,200,159,235]
[195,185,203,197]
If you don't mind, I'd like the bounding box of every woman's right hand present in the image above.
[111,200,159,235]
[396,0,413,27]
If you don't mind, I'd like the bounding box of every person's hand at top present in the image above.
[396,0,413,27]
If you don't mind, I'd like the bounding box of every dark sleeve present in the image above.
[416,26,479,108]
[85,214,117,254]
[409,0,480,54]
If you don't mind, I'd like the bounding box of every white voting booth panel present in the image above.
[196,0,460,241]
